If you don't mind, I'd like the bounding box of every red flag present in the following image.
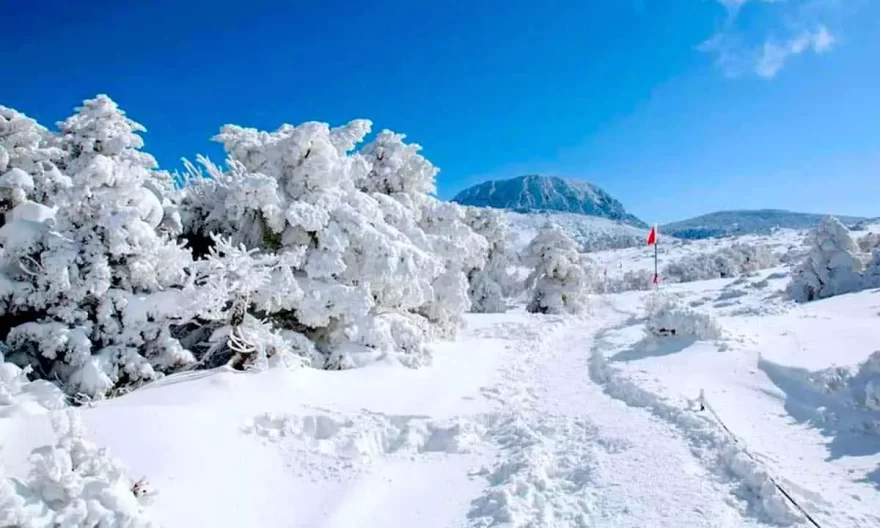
[647,225,657,246]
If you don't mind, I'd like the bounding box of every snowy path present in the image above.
[466,305,776,527]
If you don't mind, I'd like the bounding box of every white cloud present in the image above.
[755,26,836,77]
[813,25,836,52]
[702,0,839,79]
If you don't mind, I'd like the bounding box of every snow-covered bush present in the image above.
[856,232,880,253]
[522,225,591,315]
[644,292,722,340]
[358,129,490,331]
[0,93,496,396]
[0,410,157,527]
[0,105,68,212]
[786,216,863,302]
[862,248,880,290]
[462,206,518,312]
[847,351,880,414]
[663,243,779,284]
[595,269,655,294]
[0,95,198,398]
[183,234,321,370]
[178,121,482,369]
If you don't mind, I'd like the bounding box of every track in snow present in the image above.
[465,307,780,528]
[229,305,820,527]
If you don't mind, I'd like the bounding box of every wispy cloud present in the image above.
[701,0,839,79]
[755,26,836,77]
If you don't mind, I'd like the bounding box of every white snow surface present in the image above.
[507,211,650,252]
[3,227,880,528]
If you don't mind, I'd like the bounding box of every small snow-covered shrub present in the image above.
[787,216,863,302]
[856,232,880,253]
[851,351,880,414]
[663,243,779,284]
[462,206,518,313]
[595,269,655,294]
[0,410,157,527]
[863,248,880,290]
[644,292,722,340]
[0,105,67,212]
[522,225,591,315]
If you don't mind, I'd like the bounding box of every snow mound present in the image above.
[242,409,487,479]
[468,414,597,528]
[0,410,157,528]
[589,348,803,525]
[760,352,880,435]
[644,293,722,340]
[0,360,67,415]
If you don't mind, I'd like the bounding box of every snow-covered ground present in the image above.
[507,211,649,252]
[3,227,880,527]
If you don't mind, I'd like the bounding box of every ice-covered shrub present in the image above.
[0,410,157,527]
[178,120,482,369]
[862,248,880,290]
[856,232,880,253]
[786,216,863,302]
[462,206,518,313]
[595,269,655,294]
[358,130,490,332]
[0,95,198,398]
[644,292,722,340]
[849,351,880,414]
[0,105,68,212]
[522,225,591,315]
[663,243,779,283]
[184,234,321,370]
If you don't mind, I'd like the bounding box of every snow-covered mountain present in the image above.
[452,175,647,228]
[662,209,867,239]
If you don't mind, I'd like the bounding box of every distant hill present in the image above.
[452,175,647,228]
[661,209,868,239]
[506,211,650,252]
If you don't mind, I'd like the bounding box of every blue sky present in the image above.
[2,0,878,223]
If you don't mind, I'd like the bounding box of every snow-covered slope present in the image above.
[507,210,650,251]
[4,226,880,528]
[662,209,867,239]
[452,175,647,228]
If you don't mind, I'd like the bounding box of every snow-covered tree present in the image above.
[0,410,157,527]
[787,216,863,302]
[861,248,880,290]
[1,95,196,398]
[644,291,722,340]
[0,106,67,213]
[462,206,518,313]
[522,225,591,315]
[185,234,320,370]
[357,130,487,333]
[178,120,479,369]
[857,232,880,254]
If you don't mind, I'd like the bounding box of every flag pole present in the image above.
[647,223,658,287]
[654,230,658,287]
